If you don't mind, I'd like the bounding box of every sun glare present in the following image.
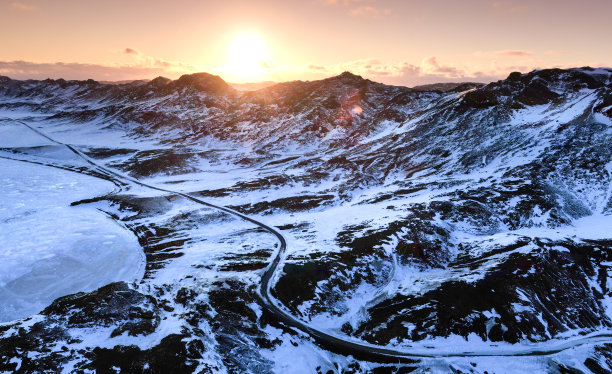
[224,32,270,82]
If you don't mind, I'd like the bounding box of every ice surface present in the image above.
[0,158,145,322]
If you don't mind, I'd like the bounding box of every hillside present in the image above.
[0,67,611,373]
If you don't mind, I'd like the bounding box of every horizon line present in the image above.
[1,65,609,90]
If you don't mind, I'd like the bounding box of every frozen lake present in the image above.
[0,157,145,322]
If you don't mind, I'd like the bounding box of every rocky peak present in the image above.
[337,71,363,80]
[461,67,612,109]
[324,71,367,86]
[171,72,233,94]
[508,67,611,89]
[149,76,171,89]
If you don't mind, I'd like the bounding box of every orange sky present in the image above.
[0,0,610,86]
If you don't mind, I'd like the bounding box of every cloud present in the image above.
[336,57,610,87]
[339,59,405,77]
[350,6,390,18]
[495,50,533,57]
[10,2,37,11]
[307,64,328,72]
[0,60,196,81]
[302,57,508,86]
[474,50,537,58]
[421,56,463,77]
[122,48,194,71]
[124,48,142,55]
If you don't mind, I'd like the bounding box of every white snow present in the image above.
[0,157,145,322]
[1,77,612,372]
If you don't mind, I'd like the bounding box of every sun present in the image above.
[224,32,270,82]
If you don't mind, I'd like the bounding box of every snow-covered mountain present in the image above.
[0,67,611,373]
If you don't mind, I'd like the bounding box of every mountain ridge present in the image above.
[0,66,611,373]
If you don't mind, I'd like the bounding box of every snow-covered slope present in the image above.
[0,67,611,373]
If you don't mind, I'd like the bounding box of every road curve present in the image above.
[5,117,612,361]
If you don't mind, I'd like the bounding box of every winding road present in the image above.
[3,117,612,361]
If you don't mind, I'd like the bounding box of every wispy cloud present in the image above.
[0,59,196,81]
[10,2,37,11]
[124,48,142,55]
[307,64,327,71]
[421,56,463,77]
[495,50,534,57]
[345,57,609,86]
[474,50,539,58]
[2,53,605,87]
[0,56,561,86]
[301,56,539,86]
[123,47,194,71]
